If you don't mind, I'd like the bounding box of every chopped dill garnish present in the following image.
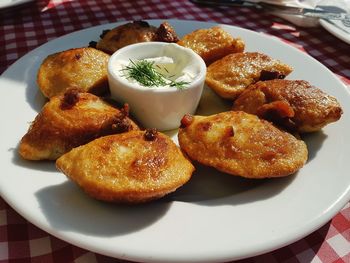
[120,59,189,89]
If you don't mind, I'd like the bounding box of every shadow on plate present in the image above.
[24,65,47,113]
[196,85,232,116]
[166,130,326,205]
[165,163,297,206]
[2,50,47,112]
[11,143,57,173]
[302,131,327,162]
[35,180,171,237]
[33,129,321,236]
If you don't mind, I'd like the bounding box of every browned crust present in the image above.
[178,111,308,178]
[177,26,245,65]
[96,21,179,54]
[206,52,293,99]
[19,91,139,160]
[233,79,343,132]
[37,47,110,98]
[56,131,195,203]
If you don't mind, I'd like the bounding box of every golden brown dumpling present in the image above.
[37,47,110,98]
[19,90,138,160]
[177,26,245,65]
[178,111,308,178]
[56,129,194,203]
[95,21,179,54]
[206,52,293,100]
[232,79,343,133]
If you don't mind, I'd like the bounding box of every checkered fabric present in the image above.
[0,0,349,262]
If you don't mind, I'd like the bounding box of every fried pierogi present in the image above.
[95,20,179,54]
[37,47,110,99]
[206,52,293,100]
[177,26,245,65]
[233,79,343,133]
[178,111,308,178]
[19,90,138,161]
[56,129,195,203]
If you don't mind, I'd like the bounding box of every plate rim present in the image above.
[1,19,350,263]
[0,0,33,9]
[319,19,350,44]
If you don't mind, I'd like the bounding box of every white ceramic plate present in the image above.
[0,0,32,9]
[1,20,350,263]
[320,19,350,44]
[317,0,350,44]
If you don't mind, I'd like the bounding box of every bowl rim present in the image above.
[107,42,207,93]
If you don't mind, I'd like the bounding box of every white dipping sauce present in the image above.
[111,44,199,89]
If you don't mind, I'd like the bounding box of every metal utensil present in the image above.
[191,0,350,25]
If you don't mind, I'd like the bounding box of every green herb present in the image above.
[120,59,189,89]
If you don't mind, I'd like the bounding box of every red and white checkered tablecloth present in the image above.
[0,0,349,262]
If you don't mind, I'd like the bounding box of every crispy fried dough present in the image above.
[178,111,308,178]
[56,130,194,203]
[232,79,343,133]
[177,26,245,65]
[96,21,179,54]
[37,47,110,99]
[206,52,293,99]
[19,90,139,160]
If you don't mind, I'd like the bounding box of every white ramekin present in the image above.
[107,42,206,131]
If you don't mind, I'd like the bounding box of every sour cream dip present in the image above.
[114,55,196,89]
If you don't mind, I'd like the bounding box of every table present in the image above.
[0,0,349,262]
